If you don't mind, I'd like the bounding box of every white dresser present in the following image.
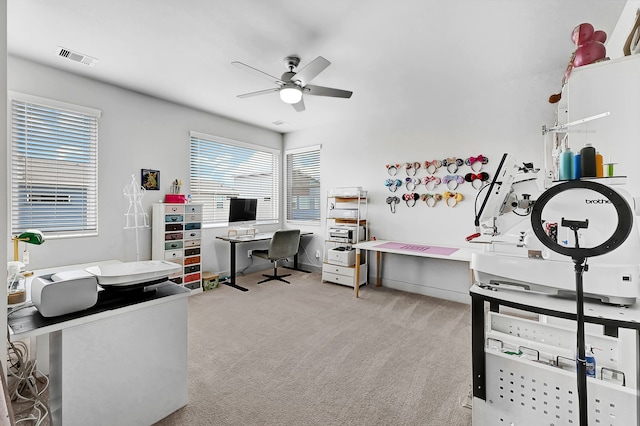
[152,203,203,291]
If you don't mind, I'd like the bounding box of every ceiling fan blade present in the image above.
[291,56,330,86]
[232,61,284,85]
[292,98,305,112]
[304,84,353,98]
[237,88,280,98]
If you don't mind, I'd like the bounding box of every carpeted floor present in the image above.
[154,269,473,426]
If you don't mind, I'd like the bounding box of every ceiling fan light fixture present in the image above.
[280,86,302,104]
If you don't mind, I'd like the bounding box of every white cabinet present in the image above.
[321,188,368,289]
[152,203,203,291]
[565,55,640,195]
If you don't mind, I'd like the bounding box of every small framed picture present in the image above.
[141,169,160,190]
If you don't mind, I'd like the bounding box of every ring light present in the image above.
[531,180,632,258]
[530,179,633,426]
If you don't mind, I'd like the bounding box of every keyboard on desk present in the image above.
[234,233,271,241]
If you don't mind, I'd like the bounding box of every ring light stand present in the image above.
[531,180,633,426]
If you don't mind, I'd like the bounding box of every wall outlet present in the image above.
[315,250,321,259]
[248,250,252,258]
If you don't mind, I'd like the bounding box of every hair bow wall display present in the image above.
[383,155,488,211]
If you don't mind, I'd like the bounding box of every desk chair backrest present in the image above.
[268,229,301,260]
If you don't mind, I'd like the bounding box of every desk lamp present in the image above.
[11,229,45,276]
[531,180,632,426]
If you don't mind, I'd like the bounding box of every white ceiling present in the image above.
[7,0,627,134]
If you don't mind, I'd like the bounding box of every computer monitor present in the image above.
[228,198,257,227]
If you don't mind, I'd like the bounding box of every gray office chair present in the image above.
[252,229,301,284]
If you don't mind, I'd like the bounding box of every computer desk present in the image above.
[216,231,313,291]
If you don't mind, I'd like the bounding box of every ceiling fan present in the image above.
[232,55,353,112]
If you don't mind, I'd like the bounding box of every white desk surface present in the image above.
[217,231,313,243]
[353,239,482,262]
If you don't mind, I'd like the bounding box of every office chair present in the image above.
[252,229,301,284]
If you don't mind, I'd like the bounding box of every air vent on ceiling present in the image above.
[56,46,97,66]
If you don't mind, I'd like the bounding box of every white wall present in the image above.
[5,55,568,303]
[7,56,283,276]
[285,70,560,302]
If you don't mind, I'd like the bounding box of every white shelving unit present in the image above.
[152,203,203,291]
[321,187,368,290]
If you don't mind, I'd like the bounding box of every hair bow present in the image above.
[442,157,464,173]
[421,176,441,189]
[465,172,490,189]
[420,193,443,207]
[442,174,465,190]
[386,196,400,213]
[465,155,489,171]
[443,191,464,207]
[385,178,402,192]
[404,161,421,176]
[402,192,420,207]
[405,177,419,191]
[424,160,442,174]
[386,163,400,176]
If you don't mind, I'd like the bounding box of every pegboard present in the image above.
[478,351,636,425]
[489,312,620,368]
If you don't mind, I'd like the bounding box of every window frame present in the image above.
[285,145,321,225]
[189,131,280,228]
[8,91,101,239]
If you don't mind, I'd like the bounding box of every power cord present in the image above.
[6,329,50,425]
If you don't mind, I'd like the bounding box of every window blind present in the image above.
[10,96,100,237]
[286,146,320,223]
[189,132,279,226]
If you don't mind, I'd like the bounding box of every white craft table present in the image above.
[352,239,481,298]
[7,261,190,426]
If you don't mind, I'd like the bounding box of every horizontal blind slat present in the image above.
[190,135,279,225]
[11,97,99,235]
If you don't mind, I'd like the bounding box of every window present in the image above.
[286,146,320,224]
[189,131,279,226]
[10,93,101,237]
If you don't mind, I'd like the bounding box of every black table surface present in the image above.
[8,281,189,337]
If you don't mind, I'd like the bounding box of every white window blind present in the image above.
[189,132,279,226]
[286,146,320,223]
[10,95,100,237]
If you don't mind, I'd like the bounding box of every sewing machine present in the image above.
[470,154,640,305]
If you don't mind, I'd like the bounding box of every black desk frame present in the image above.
[217,232,312,292]
[470,284,640,425]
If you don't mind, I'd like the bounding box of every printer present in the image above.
[328,225,365,243]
